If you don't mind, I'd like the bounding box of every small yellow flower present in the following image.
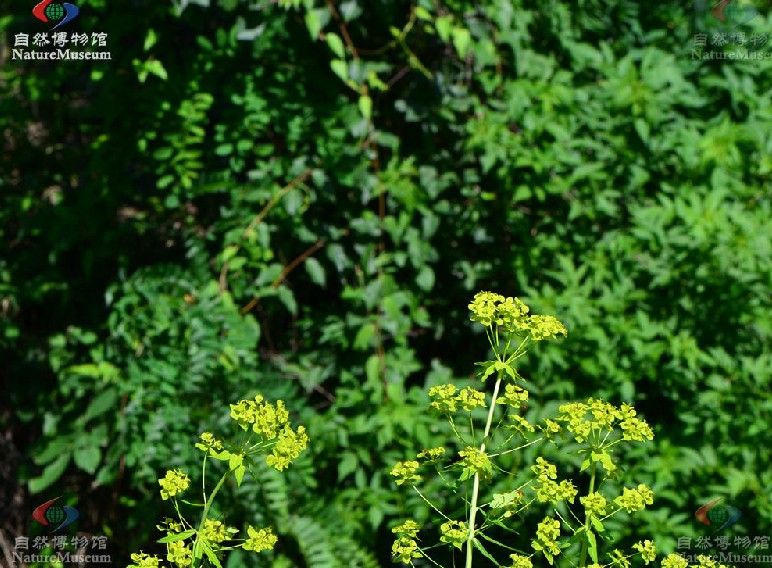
[392,536,421,564]
[428,384,459,413]
[439,520,468,549]
[497,383,529,407]
[457,387,486,411]
[581,491,608,516]
[158,469,190,501]
[661,554,688,568]
[166,540,192,567]
[390,460,421,486]
[417,447,445,462]
[265,424,308,471]
[129,553,162,568]
[531,517,561,563]
[392,520,421,539]
[633,540,657,564]
[509,553,533,568]
[243,526,278,552]
[527,315,567,340]
[615,484,654,513]
[195,432,224,455]
[201,519,236,544]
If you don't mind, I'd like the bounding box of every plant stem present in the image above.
[465,375,502,568]
[192,470,229,568]
[578,463,597,568]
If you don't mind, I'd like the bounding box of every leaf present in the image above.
[304,8,327,39]
[82,388,118,423]
[29,454,70,493]
[452,28,472,58]
[234,464,246,486]
[358,95,372,121]
[74,446,101,474]
[416,265,435,291]
[587,530,599,563]
[591,516,605,533]
[144,60,168,81]
[158,529,196,543]
[326,32,345,58]
[200,540,223,568]
[305,257,326,286]
[330,59,348,81]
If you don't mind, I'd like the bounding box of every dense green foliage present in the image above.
[1,0,769,566]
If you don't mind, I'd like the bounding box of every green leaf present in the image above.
[29,454,70,493]
[591,516,605,533]
[358,95,372,121]
[234,464,246,486]
[200,540,223,568]
[452,28,472,58]
[74,446,101,474]
[82,388,118,423]
[330,59,348,81]
[158,529,196,543]
[587,530,599,563]
[305,257,326,286]
[304,8,327,39]
[326,32,345,58]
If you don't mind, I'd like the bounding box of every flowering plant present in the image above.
[390,292,730,568]
[128,393,308,568]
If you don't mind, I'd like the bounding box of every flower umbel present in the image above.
[158,469,190,501]
[242,526,278,553]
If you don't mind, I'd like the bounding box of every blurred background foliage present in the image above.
[0,0,770,565]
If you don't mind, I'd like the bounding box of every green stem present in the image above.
[578,464,597,568]
[465,376,502,568]
[191,470,230,568]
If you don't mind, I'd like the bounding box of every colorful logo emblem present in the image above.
[710,0,758,25]
[32,0,80,30]
[32,497,79,531]
[695,498,742,531]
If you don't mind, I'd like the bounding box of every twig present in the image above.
[219,169,312,292]
[240,239,326,315]
[326,0,358,58]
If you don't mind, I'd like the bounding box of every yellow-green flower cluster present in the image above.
[531,457,576,503]
[242,526,277,552]
[615,484,654,513]
[457,386,486,410]
[494,296,531,333]
[661,554,688,568]
[580,491,608,516]
[527,315,567,341]
[609,549,631,567]
[510,415,536,435]
[166,541,192,567]
[428,384,459,413]
[439,520,468,549]
[194,432,223,455]
[229,394,289,439]
[392,520,421,539]
[468,291,508,326]
[555,399,654,445]
[497,383,529,407]
[417,447,445,462]
[158,469,190,501]
[694,555,728,568]
[265,424,309,471]
[201,519,236,544]
[531,517,561,562]
[129,553,162,568]
[392,537,421,564]
[391,460,421,485]
[458,447,493,480]
[509,553,533,568]
[634,540,657,564]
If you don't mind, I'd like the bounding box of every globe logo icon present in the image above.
[44,3,64,21]
[707,505,730,526]
[32,0,80,30]
[32,497,80,531]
